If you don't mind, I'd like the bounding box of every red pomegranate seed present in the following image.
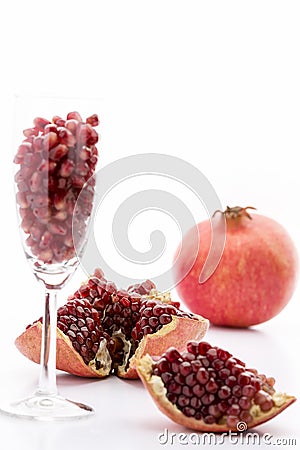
[196,368,210,384]
[16,192,29,208]
[43,131,58,150]
[67,111,82,121]
[239,396,251,410]
[59,159,75,177]
[44,123,58,134]
[86,114,99,126]
[49,144,68,161]
[57,127,76,146]
[77,123,98,145]
[33,117,51,130]
[47,222,67,235]
[23,127,39,137]
[32,136,44,152]
[52,115,64,125]
[29,172,43,192]
[32,194,49,208]
[33,206,50,221]
[226,416,239,428]
[65,119,79,135]
[199,342,212,356]
[39,231,53,249]
[79,146,91,161]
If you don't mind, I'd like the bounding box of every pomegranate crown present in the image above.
[213,206,256,220]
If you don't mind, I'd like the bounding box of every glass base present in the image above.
[0,393,94,421]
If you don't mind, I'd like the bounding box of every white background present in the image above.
[0,1,300,449]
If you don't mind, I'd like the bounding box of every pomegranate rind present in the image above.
[15,322,110,378]
[136,354,296,432]
[118,315,209,379]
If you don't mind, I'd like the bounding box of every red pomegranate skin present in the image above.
[174,211,298,327]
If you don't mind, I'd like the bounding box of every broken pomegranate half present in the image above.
[15,269,209,379]
[136,341,296,431]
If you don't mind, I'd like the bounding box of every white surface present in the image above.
[1,1,300,449]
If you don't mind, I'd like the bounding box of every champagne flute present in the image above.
[0,95,99,419]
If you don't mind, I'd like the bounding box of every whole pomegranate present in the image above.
[173,206,298,327]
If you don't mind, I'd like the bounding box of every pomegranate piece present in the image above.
[14,111,100,265]
[68,270,207,378]
[16,299,112,377]
[136,341,296,431]
[16,269,209,379]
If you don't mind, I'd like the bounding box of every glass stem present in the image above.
[37,289,58,396]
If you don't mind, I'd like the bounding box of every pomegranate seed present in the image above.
[206,379,219,393]
[239,396,251,410]
[240,410,253,424]
[57,127,76,146]
[16,192,29,208]
[39,231,53,249]
[32,136,44,152]
[29,172,43,192]
[260,398,274,412]
[254,390,272,406]
[242,384,257,398]
[47,222,67,235]
[219,368,231,379]
[77,123,98,145]
[79,146,91,161]
[33,206,50,221]
[179,362,192,377]
[31,225,44,241]
[72,175,85,188]
[60,159,75,177]
[75,162,89,176]
[43,131,58,150]
[227,404,240,416]
[232,364,246,377]
[196,368,210,384]
[21,215,34,233]
[86,114,99,126]
[165,348,182,363]
[226,416,239,428]
[201,393,215,405]
[52,115,64,125]
[44,123,58,134]
[226,376,237,388]
[206,348,218,362]
[33,194,49,208]
[23,127,39,137]
[218,385,231,400]
[199,342,211,355]
[55,210,68,221]
[67,111,82,121]
[38,248,53,262]
[49,144,68,161]
[33,117,51,130]
[65,119,79,135]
